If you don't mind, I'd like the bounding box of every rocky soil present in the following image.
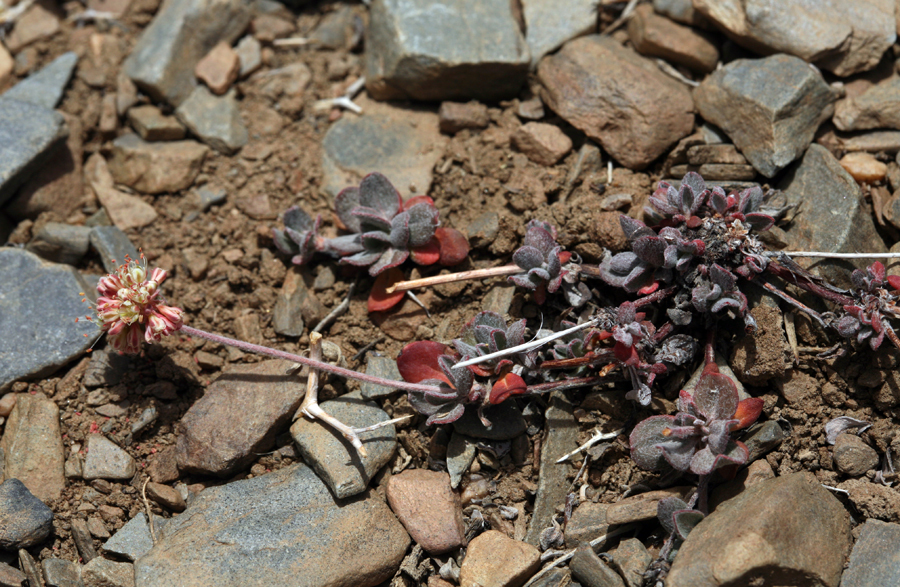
[1,0,900,586]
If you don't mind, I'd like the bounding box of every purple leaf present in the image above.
[406,203,439,247]
[283,206,315,232]
[620,215,655,241]
[658,437,700,471]
[523,225,557,255]
[341,250,382,267]
[825,416,871,445]
[689,441,748,475]
[745,213,774,231]
[352,206,394,231]
[389,211,411,249]
[673,509,704,540]
[681,172,706,213]
[692,372,739,421]
[513,246,545,270]
[633,236,666,267]
[369,248,408,276]
[710,264,736,292]
[334,186,361,232]
[658,497,690,535]
[359,172,402,218]
[326,234,364,255]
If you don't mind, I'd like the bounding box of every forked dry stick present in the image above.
[297,332,409,457]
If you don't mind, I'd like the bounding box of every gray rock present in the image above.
[175,360,306,477]
[693,54,835,177]
[82,435,136,481]
[615,538,652,587]
[652,0,708,27]
[310,6,358,50]
[81,557,133,587]
[834,78,900,132]
[841,519,900,587]
[0,249,94,390]
[102,513,163,562]
[0,561,26,587]
[529,569,571,587]
[360,354,404,400]
[0,99,68,206]
[453,402,526,440]
[0,393,66,503]
[272,267,325,338]
[134,464,410,587]
[175,87,247,154]
[570,543,625,587]
[666,473,850,587]
[107,134,208,195]
[42,558,83,587]
[0,479,54,549]
[71,519,98,564]
[693,0,895,77]
[195,187,227,211]
[27,222,91,265]
[466,212,500,249]
[525,392,579,547]
[521,0,596,66]
[565,502,610,548]
[3,52,78,109]
[743,420,789,462]
[126,105,185,141]
[321,97,447,199]
[290,393,397,499]
[365,0,529,101]
[779,144,887,286]
[235,36,261,78]
[123,0,253,106]
[18,550,42,587]
[833,433,879,476]
[88,226,140,274]
[447,433,477,489]
[537,35,694,170]
[482,283,516,316]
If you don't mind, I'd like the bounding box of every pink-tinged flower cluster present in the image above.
[95,257,183,354]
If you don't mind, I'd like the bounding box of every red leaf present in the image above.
[558,250,572,264]
[686,216,703,228]
[410,238,441,265]
[396,341,450,384]
[403,195,435,210]
[368,267,405,312]
[489,372,528,405]
[732,397,764,430]
[435,227,470,266]
[614,341,638,364]
[888,275,900,291]
[637,281,659,295]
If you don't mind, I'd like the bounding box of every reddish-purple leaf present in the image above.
[435,227,470,266]
[368,267,406,312]
[732,397,764,430]
[397,340,451,385]
[488,372,527,405]
[409,238,441,265]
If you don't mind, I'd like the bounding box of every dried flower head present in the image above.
[90,255,183,354]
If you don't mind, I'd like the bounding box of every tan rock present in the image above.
[833,433,879,476]
[107,134,208,194]
[439,101,490,134]
[838,478,900,523]
[834,78,900,131]
[146,482,186,512]
[606,486,693,525]
[459,530,540,587]
[686,144,747,166]
[5,0,60,52]
[127,105,185,141]
[87,154,159,231]
[0,394,66,503]
[386,470,466,554]
[251,13,296,43]
[511,122,573,166]
[628,4,719,73]
[371,290,436,341]
[0,44,13,87]
[195,41,240,95]
[840,151,887,183]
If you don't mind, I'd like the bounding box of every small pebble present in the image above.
[833,433,879,476]
[840,151,887,183]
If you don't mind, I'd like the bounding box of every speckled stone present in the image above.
[0,478,54,549]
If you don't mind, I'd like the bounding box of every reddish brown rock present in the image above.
[147,446,179,484]
[439,101,491,134]
[606,487,693,525]
[371,290,436,341]
[628,4,719,73]
[195,42,240,95]
[386,470,466,554]
[538,35,694,170]
[251,14,296,43]
[460,530,540,587]
[0,394,65,503]
[511,122,573,166]
[839,479,900,522]
[146,482,186,512]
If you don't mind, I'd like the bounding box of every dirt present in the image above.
[4,0,900,583]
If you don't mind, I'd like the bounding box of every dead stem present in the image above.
[385,264,524,294]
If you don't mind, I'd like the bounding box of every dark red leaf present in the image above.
[368,267,406,312]
[397,340,451,384]
[732,397,764,430]
[403,195,435,210]
[888,275,900,291]
[637,281,660,295]
[409,238,441,265]
[435,227,470,266]
[558,250,572,264]
[489,372,528,404]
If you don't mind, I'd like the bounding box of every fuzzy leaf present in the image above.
[427,403,466,426]
[620,215,655,241]
[283,206,315,232]
[745,213,774,232]
[326,234,364,256]
[709,188,727,214]
[352,206,394,232]
[673,510,705,540]
[435,227,469,266]
[513,246,545,271]
[341,250,383,267]
[403,195,434,210]
[410,238,441,265]
[738,186,763,214]
[506,319,527,346]
[509,273,538,291]
[406,202,439,247]
[334,186,361,232]
[681,172,706,211]
[657,497,690,535]
[368,267,406,312]
[692,372,739,421]
[732,397,764,430]
[389,211,411,249]
[630,415,678,471]
[359,172,402,218]
[272,228,298,256]
[710,264,736,292]
[633,236,666,267]
[689,441,748,475]
[369,248,409,276]
[397,341,451,384]
[523,224,557,255]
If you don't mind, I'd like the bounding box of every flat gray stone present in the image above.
[272,267,325,338]
[0,249,93,392]
[27,222,91,265]
[175,360,306,477]
[525,391,579,547]
[779,144,887,286]
[321,97,447,199]
[453,401,526,440]
[0,99,68,206]
[0,479,53,549]
[366,0,529,101]
[0,561,26,587]
[81,557,133,587]
[570,543,625,587]
[446,432,476,489]
[102,513,164,562]
[693,0,895,77]
[89,226,140,273]
[652,0,708,26]
[123,0,253,106]
[3,52,78,109]
[743,420,789,462]
[41,558,82,587]
[82,435,136,481]
[290,393,397,499]
[841,519,900,587]
[134,464,411,587]
[693,54,836,177]
[359,354,404,400]
[521,0,596,66]
[0,393,66,503]
[834,78,900,132]
[127,105,185,141]
[175,87,247,154]
[83,350,131,389]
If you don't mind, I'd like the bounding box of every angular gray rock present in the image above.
[175,87,248,154]
[82,435,137,481]
[537,35,694,170]
[175,360,306,477]
[0,249,93,392]
[321,97,447,199]
[0,479,54,549]
[134,464,411,587]
[0,99,68,205]
[290,393,397,499]
[366,0,529,101]
[521,0,596,66]
[693,0,895,77]
[525,392,579,547]
[41,558,82,587]
[779,144,887,286]
[0,393,66,503]
[360,354,404,400]
[666,473,850,587]
[123,0,253,106]
[693,54,835,177]
[841,519,900,587]
[81,557,133,587]
[834,78,900,132]
[570,543,625,587]
[26,222,92,265]
[447,432,476,489]
[102,513,163,562]
[106,134,208,195]
[652,0,707,27]
[89,226,140,273]
[2,51,77,108]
